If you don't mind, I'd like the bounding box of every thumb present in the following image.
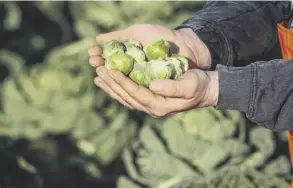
[96,28,131,45]
[149,79,187,98]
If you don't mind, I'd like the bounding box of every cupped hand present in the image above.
[94,66,218,118]
[88,24,217,118]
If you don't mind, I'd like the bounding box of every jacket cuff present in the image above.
[175,21,232,70]
[215,64,255,114]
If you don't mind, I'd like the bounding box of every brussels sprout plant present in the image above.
[101,39,189,87]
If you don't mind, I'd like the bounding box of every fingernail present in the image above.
[88,48,95,55]
[94,77,102,86]
[94,77,99,84]
[89,46,103,56]
[89,56,96,66]
[97,68,105,78]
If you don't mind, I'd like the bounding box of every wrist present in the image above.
[205,71,219,107]
[177,28,212,69]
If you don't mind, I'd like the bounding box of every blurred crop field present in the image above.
[0,1,292,188]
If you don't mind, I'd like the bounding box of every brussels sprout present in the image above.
[129,62,150,86]
[129,62,146,85]
[105,51,134,75]
[126,46,146,63]
[143,39,171,60]
[124,40,142,49]
[102,40,125,58]
[166,57,183,79]
[146,60,173,80]
[171,54,189,72]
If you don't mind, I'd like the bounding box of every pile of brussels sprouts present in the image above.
[102,39,189,87]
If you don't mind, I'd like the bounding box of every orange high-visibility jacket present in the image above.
[278,18,293,187]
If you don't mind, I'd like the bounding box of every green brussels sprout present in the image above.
[105,51,134,75]
[129,62,150,86]
[166,57,183,79]
[143,39,171,60]
[124,39,142,49]
[171,54,189,72]
[146,60,173,80]
[102,40,125,58]
[126,46,146,62]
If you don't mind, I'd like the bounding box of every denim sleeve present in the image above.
[216,59,293,131]
[176,1,292,69]
[175,1,293,131]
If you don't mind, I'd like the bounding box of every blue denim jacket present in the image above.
[177,1,293,131]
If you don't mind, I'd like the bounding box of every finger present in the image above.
[96,67,149,113]
[89,55,105,67]
[96,28,130,45]
[149,78,191,98]
[94,77,133,109]
[88,45,102,56]
[108,69,172,111]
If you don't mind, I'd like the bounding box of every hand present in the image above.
[88,24,211,69]
[88,24,217,118]
[94,66,219,118]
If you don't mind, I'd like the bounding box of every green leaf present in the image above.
[117,176,141,188]
[74,19,99,38]
[139,125,166,152]
[17,156,38,174]
[191,141,230,174]
[42,99,81,134]
[135,149,198,187]
[263,156,291,176]
[0,49,25,76]
[71,112,105,140]
[161,118,209,160]
[216,168,255,188]
[180,108,239,142]
[241,127,275,168]
[250,127,275,154]
[76,111,138,165]
[3,2,21,31]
